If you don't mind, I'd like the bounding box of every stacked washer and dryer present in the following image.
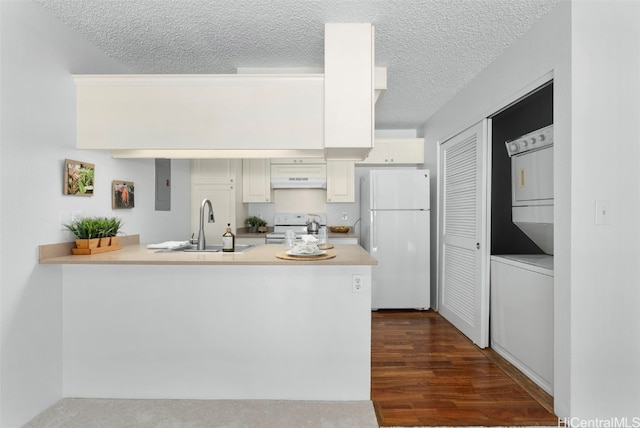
[491,125,554,395]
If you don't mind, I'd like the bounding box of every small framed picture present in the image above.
[112,180,134,209]
[64,159,95,196]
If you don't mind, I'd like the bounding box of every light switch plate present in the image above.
[595,200,612,225]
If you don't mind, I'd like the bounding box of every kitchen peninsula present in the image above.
[39,238,376,401]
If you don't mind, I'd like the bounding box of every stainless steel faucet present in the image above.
[197,199,215,250]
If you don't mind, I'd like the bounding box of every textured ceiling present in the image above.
[35,0,558,130]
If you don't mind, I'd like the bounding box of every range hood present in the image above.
[271,176,327,189]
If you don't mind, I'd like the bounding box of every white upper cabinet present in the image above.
[324,24,374,160]
[74,75,325,151]
[74,24,377,160]
[356,139,424,165]
[242,159,273,203]
[326,160,355,203]
[192,159,237,184]
[191,159,246,240]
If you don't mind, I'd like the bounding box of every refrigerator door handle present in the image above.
[371,175,377,210]
[371,210,377,251]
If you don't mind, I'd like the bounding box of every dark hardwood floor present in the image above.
[371,310,558,427]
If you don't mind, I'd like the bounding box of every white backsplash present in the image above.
[247,189,359,228]
[275,189,327,213]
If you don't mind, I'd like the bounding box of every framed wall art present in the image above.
[64,159,95,196]
[112,180,134,209]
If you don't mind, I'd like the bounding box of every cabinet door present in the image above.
[191,159,236,184]
[242,159,272,203]
[356,139,424,164]
[191,184,235,245]
[389,139,424,163]
[324,24,373,159]
[326,160,355,203]
[357,141,390,164]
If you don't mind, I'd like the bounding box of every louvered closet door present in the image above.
[438,120,489,348]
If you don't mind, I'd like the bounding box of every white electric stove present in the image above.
[265,213,327,244]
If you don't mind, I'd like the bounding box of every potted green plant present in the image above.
[94,217,124,246]
[246,216,267,233]
[64,217,100,249]
[64,216,123,250]
[105,216,124,246]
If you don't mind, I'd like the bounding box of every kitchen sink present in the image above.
[181,244,254,253]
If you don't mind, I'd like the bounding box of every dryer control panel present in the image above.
[505,125,554,157]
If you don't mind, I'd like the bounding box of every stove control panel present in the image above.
[505,125,554,157]
[273,212,327,227]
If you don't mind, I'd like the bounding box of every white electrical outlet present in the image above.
[352,274,364,293]
[341,212,348,221]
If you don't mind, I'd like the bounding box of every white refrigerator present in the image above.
[360,170,430,310]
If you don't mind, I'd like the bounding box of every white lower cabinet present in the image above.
[490,256,554,395]
[326,160,355,203]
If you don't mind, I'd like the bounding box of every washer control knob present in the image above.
[539,133,546,142]
[530,137,537,145]
[509,142,519,153]
[521,139,528,148]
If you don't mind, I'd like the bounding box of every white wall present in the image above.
[0,2,190,426]
[569,1,640,420]
[419,0,640,420]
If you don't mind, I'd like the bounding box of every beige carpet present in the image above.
[24,398,379,428]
